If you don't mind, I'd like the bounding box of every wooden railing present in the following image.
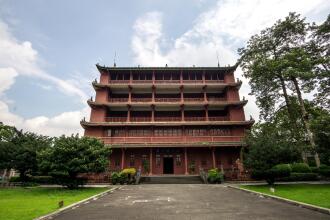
[132,80,152,83]
[131,97,152,102]
[184,98,204,102]
[208,97,227,101]
[110,80,130,84]
[155,80,180,84]
[105,117,127,122]
[154,98,181,102]
[100,136,243,144]
[154,117,181,122]
[182,80,203,83]
[104,116,228,122]
[205,80,225,83]
[109,98,129,102]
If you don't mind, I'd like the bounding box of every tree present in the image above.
[38,135,111,189]
[244,122,301,175]
[239,12,328,166]
[0,123,17,170]
[10,131,52,181]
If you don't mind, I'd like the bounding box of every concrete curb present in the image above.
[228,185,330,215]
[35,186,121,220]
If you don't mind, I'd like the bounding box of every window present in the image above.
[129,155,135,167]
[156,155,161,167]
[176,155,182,166]
[106,129,112,137]
[115,160,120,167]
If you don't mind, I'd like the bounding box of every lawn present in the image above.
[0,187,109,220]
[241,184,330,209]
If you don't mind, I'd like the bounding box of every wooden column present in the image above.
[181,106,185,121]
[180,70,183,84]
[127,106,131,122]
[184,147,188,175]
[151,105,155,122]
[129,70,133,83]
[205,105,209,121]
[121,148,125,169]
[180,87,184,103]
[152,70,155,84]
[128,87,132,103]
[202,70,205,84]
[149,148,153,175]
[152,86,155,102]
[203,87,207,102]
[212,147,216,168]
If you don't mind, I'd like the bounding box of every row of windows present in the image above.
[107,128,231,137]
[109,73,225,81]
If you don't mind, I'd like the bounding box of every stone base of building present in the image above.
[83,146,250,183]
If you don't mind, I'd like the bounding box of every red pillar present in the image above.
[149,148,153,175]
[151,105,155,122]
[205,105,209,121]
[184,147,188,175]
[121,148,125,170]
[212,147,216,168]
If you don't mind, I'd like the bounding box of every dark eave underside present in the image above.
[106,142,246,148]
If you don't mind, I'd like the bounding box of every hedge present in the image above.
[290,163,311,173]
[278,172,318,181]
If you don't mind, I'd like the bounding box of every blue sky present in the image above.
[0,0,329,136]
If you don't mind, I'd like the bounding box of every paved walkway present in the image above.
[53,184,329,220]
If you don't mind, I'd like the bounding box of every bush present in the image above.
[279,173,319,181]
[30,176,55,184]
[9,176,22,182]
[319,165,330,177]
[310,167,319,173]
[291,163,311,173]
[207,168,224,184]
[121,168,136,176]
[50,172,87,189]
[110,172,120,185]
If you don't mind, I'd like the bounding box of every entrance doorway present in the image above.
[163,157,174,174]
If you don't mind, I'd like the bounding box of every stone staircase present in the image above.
[140,175,204,184]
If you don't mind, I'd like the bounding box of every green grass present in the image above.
[241,184,330,209]
[0,187,109,220]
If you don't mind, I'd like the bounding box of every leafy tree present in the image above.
[244,122,301,175]
[0,123,18,170]
[239,12,329,166]
[38,134,111,189]
[10,131,52,181]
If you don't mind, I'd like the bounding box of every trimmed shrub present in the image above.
[291,163,311,173]
[319,165,330,177]
[279,173,318,181]
[110,172,120,185]
[310,167,319,173]
[30,176,55,184]
[121,168,136,176]
[207,168,224,184]
[9,176,21,182]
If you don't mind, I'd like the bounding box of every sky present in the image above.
[0,0,329,136]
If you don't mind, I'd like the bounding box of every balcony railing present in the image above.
[131,97,152,102]
[109,98,129,102]
[104,116,228,122]
[205,80,225,83]
[155,80,180,84]
[132,80,152,83]
[105,117,127,122]
[100,136,243,145]
[154,97,181,102]
[184,98,204,102]
[154,116,181,122]
[182,80,203,83]
[208,97,227,101]
[110,80,130,84]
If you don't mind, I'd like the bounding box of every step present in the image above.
[140,175,204,184]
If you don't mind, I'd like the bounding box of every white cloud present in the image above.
[0,19,89,136]
[131,0,330,120]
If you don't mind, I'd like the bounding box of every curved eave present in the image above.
[80,120,255,128]
[87,100,248,108]
[96,64,238,72]
[106,142,246,148]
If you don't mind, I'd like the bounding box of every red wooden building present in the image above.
[81,64,254,180]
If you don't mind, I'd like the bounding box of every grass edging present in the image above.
[228,185,330,215]
[34,186,120,220]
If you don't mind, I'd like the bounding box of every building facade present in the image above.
[81,64,254,181]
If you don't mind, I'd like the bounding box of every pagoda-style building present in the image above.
[81,64,254,181]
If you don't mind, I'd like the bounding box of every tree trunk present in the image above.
[279,75,308,162]
[291,77,320,167]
